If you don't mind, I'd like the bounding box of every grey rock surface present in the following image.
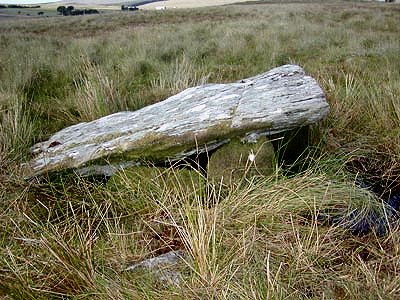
[125,250,187,271]
[125,250,187,285]
[27,64,329,176]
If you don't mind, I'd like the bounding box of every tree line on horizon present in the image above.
[56,5,99,16]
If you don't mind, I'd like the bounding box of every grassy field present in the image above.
[0,4,111,21]
[0,7,59,20]
[1,2,400,298]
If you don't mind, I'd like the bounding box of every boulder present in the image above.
[26,64,329,177]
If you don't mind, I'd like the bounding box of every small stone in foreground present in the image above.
[125,250,187,285]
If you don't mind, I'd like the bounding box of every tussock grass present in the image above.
[63,58,124,122]
[1,1,400,298]
[0,92,37,166]
[2,164,397,298]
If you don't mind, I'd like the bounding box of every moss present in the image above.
[207,136,275,186]
[42,118,276,177]
[107,165,205,199]
[98,120,274,167]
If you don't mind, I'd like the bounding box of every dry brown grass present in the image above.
[1,1,400,298]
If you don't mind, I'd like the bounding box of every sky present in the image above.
[1,0,60,4]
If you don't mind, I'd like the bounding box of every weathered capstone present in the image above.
[26,64,329,177]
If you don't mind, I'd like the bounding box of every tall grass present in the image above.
[0,4,398,162]
[63,58,124,122]
[1,2,400,298]
[1,162,397,298]
[0,91,37,166]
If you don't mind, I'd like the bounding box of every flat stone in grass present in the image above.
[207,136,275,185]
[26,64,328,177]
[125,250,188,286]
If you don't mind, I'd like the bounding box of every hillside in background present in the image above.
[0,2,400,298]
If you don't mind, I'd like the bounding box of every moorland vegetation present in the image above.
[0,1,400,298]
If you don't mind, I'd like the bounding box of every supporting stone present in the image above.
[207,136,275,185]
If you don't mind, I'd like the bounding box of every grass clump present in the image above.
[1,1,400,298]
[2,164,397,298]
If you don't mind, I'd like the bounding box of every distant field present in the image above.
[0,0,267,21]
[139,0,255,9]
[0,0,284,18]
[44,0,254,9]
[0,6,58,19]
[0,4,112,20]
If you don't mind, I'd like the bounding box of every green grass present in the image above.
[1,1,400,298]
[0,7,59,18]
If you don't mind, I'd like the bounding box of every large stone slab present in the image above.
[27,64,329,176]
